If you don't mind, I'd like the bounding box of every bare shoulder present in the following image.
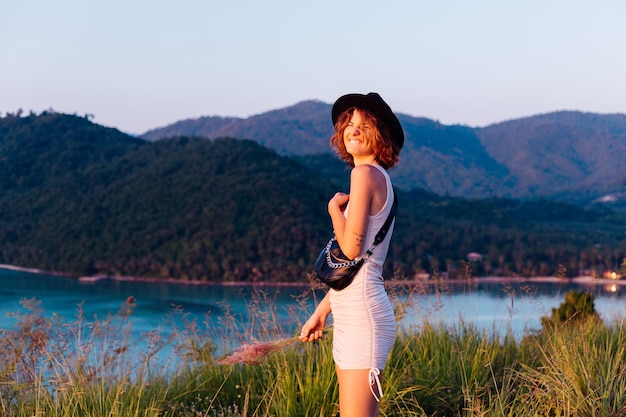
[350,164,386,187]
[350,165,387,213]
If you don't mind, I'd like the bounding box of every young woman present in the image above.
[299,92,403,417]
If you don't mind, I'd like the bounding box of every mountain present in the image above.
[1,112,624,281]
[142,100,332,155]
[0,112,332,281]
[142,102,626,206]
[476,111,626,202]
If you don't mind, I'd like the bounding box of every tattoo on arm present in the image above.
[353,231,364,247]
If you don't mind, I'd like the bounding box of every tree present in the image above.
[540,290,600,329]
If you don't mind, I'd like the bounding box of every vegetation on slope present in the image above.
[1,112,625,281]
[142,102,626,203]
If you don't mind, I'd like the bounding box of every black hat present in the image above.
[331,92,404,149]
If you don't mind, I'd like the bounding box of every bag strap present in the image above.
[365,187,398,256]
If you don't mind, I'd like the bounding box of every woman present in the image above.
[299,92,403,417]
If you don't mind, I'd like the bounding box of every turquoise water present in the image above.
[2,268,626,364]
[0,268,311,343]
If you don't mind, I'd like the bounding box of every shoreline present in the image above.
[1,263,623,287]
[0,263,313,287]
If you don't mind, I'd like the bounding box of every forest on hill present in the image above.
[142,102,626,207]
[1,112,625,282]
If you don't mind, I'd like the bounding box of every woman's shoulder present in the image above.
[350,164,387,191]
[351,163,386,175]
[351,164,387,181]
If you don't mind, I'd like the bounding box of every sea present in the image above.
[2,267,626,368]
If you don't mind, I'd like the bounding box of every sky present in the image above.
[2,0,625,134]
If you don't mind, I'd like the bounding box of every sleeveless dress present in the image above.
[329,164,396,401]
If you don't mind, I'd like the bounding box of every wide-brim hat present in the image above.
[331,92,404,149]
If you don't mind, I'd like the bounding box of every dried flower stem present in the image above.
[218,326,332,365]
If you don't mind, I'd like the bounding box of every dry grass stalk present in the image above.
[217,337,298,365]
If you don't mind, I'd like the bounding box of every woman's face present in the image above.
[343,109,375,161]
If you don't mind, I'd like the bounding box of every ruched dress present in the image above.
[329,164,396,401]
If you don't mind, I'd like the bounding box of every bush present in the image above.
[540,289,600,329]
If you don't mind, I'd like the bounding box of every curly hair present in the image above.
[330,107,400,169]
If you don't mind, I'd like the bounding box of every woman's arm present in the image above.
[329,165,384,260]
[299,292,331,342]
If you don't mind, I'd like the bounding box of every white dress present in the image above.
[329,164,396,401]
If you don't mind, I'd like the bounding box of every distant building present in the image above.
[466,252,483,262]
[603,271,623,280]
[578,269,596,278]
[413,272,430,280]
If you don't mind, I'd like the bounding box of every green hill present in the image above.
[477,111,626,202]
[1,112,625,281]
[142,102,626,206]
[0,112,333,281]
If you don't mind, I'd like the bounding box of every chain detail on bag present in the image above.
[314,188,398,291]
[324,238,362,269]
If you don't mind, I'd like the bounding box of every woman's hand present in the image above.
[299,313,327,342]
[328,192,350,215]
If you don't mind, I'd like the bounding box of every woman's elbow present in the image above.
[343,245,361,260]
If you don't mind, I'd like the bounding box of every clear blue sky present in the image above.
[2,0,625,134]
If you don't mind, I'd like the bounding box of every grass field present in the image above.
[2,287,625,416]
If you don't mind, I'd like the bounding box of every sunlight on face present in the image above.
[343,109,374,160]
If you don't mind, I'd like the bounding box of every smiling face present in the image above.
[343,109,376,165]
[330,106,399,169]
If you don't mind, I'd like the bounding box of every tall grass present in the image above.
[2,286,626,416]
